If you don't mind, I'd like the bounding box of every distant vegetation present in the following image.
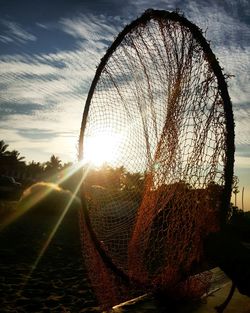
[0,139,145,196]
[228,204,250,242]
[1,140,248,226]
[0,139,73,187]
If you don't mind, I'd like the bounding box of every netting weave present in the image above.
[79,9,234,310]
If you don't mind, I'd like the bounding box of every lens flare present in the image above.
[83,131,122,167]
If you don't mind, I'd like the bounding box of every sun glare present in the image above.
[83,132,121,167]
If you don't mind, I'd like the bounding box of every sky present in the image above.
[0,0,249,209]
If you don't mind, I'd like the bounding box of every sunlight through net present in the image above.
[79,9,234,310]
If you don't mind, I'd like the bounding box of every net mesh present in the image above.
[79,10,233,310]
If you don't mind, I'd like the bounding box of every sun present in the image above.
[83,131,121,167]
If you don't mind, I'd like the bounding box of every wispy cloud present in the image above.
[0,13,120,161]
[214,47,250,151]
[0,35,14,43]
[60,14,118,42]
[0,116,79,162]
[36,22,48,30]
[0,13,121,117]
[0,19,37,44]
[173,1,250,163]
[0,3,249,166]
[183,1,250,46]
[0,48,94,109]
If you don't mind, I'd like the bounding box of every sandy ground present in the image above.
[0,202,100,312]
[0,201,249,313]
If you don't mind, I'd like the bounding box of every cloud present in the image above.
[215,47,250,102]
[17,128,74,140]
[130,0,250,49]
[0,57,58,76]
[0,35,14,43]
[213,47,250,153]
[0,19,37,44]
[236,143,250,158]
[0,3,249,165]
[213,47,250,150]
[0,103,44,118]
[0,29,100,161]
[0,12,122,126]
[60,14,118,42]
[182,1,250,46]
[36,22,48,30]
[0,48,95,112]
[1,119,79,162]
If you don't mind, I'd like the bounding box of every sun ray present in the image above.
[18,165,90,294]
[0,161,86,230]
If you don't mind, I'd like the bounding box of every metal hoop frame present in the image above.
[79,9,235,286]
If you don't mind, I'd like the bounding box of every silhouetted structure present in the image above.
[205,227,250,312]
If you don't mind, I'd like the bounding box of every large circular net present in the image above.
[79,10,234,310]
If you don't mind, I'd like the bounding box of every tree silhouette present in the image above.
[0,142,25,176]
[0,140,9,156]
[43,155,63,182]
[6,150,25,162]
[26,161,44,179]
[0,140,10,174]
[45,155,62,172]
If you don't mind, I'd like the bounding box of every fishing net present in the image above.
[79,9,234,310]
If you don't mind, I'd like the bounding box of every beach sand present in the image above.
[0,201,249,312]
[0,201,99,312]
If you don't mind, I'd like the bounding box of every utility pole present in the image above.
[232,176,239,207]
[242,187,245,211]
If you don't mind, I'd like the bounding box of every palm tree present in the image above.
[0,140,9,157]
[45,155,62,173]
[0,146,25,177]
[6,150,25,163]
[4,150,26,175]
[44,155,63,182]
[0,140,10,174]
